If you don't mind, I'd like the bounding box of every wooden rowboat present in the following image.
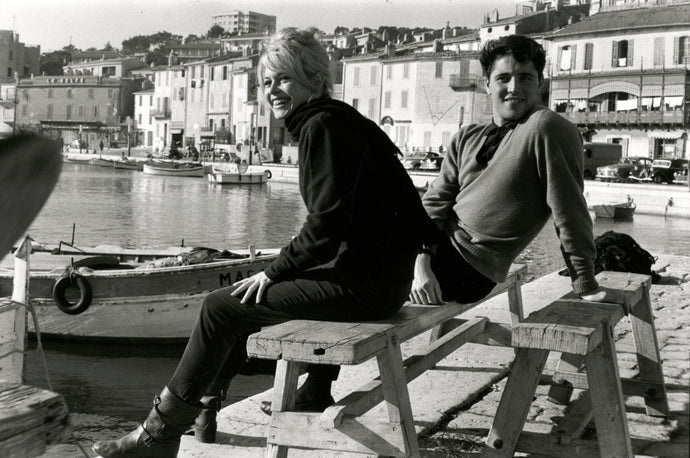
[207,166,271,185]
[142,161,205,177]
[592,201,636,220]
[113,158,144,170]
[0,245,279,343]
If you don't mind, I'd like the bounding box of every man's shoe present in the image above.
[192,397,221,443]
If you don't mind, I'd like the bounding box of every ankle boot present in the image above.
[192,396,221,443]
[92,387,200,458]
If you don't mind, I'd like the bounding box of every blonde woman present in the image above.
[93,28,438,458]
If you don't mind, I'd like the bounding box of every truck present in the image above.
[582,142,622,180]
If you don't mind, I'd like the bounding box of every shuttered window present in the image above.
[584,43,593,70]
[654,37,665,66]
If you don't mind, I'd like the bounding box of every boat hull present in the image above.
[1,253,278,343]
[593,203,635,220]
[142,163,204,177]
[207,171,268,184]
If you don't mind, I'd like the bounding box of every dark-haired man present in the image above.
[411,34,622,306]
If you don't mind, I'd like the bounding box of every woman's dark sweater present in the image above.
[264,98,438,285]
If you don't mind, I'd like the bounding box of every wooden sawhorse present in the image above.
[482,271,668,458]
[247,264,526,457]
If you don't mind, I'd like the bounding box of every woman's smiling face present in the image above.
[262,69,313,119]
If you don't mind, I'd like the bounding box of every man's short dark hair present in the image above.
[479,35,546,80]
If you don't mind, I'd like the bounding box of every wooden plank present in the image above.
[482,348,549,458]
[375,331,418,456]
[247,265,526,365]
[511,300,624,355]
[553,391,593,444]
[628,282,669,417]
[320,318,488,426]
[268,411,407,457]
[584,322,633,458]
[266,360,303,458]
[516,431,600,457]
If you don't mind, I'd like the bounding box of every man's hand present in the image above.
[410,254,443,305]
[580,286,631,314]
[231,271,274,304]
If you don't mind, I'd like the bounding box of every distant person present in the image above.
[410,34,623,307]
[99,139,104,154]
[92,27,438,457]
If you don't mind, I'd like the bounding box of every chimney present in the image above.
[490,9,500,22]
[385,41,396,58]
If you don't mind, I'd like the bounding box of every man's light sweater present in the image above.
[423,106,598,295]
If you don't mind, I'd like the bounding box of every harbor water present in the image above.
[22,164,690,422]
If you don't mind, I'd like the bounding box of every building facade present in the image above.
[0,31,40,83]
[545,3,690,159]
[63,57,148,78]
[211,11,276,35]
[133,89,154,147]
[14,75,144,149]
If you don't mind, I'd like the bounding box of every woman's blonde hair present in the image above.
[258,28,333,103]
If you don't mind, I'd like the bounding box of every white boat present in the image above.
[207,166,271,185]
[113,158,144,170]
[0,245,279,343]
[142,161,204,177]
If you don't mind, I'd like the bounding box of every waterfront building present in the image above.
[211,11,276,35]
[544,2,690,159]
[167,41,222,64]
[342,48,489,152]
[0,30,40,83]
[133,89,154,148]
[219,33,266,54]
[63,57,147,78]
[150,58,186,152]
[14,74,146,149]
[0,83,16,137]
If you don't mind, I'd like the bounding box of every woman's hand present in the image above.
[410,254,443,305]
[231,271,274,304]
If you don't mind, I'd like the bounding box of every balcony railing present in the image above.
[448,74,483,90]
[153,109,171,119]
[558,109,685,126]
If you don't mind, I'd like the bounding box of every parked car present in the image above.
[673,163,688,185]
[596,156,653,182]
[650,158,689,184]
[583,142,622,179]
[402,152,443,170]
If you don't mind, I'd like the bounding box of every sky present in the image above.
[0,0,517,52]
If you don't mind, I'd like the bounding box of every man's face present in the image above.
[485,54,543,126]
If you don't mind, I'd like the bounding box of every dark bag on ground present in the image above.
[560,231,660,283]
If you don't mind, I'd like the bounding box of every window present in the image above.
[78,105,84,117]
[384,91,391,109]
[654,37,665,66]
[138,95,142,106]
[94,105,99,117]
[47,104,53,119]
[67,88,73,99]
[386,65,392,80]
[401,90,408,108]
[191,66,196,78]
[435,61,443,78]
[353,67,360,86]
[108,89,113,99]
[7,67,12,77]
[675,36,690,64]
[370,66,377,85]
[559,45,576,71]
[149,95,153,105]
[612,39,633,67]
[368,98,376,119]
[584,43,594,70]
[47,88,53,99]
[210,67,215,80]
[223,66,228,80]
[149,114,153,124]
[66,105,72,120]
[352,98,359,109]
[403,62,409,78]
[138,114,142,125]
[210,93,215,109]
[88,88,94,99]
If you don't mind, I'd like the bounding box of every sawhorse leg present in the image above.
[481,348,549,458]
[266,360,302,458]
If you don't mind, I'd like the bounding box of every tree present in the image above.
[334,26,350,35]
[207,24,225,39]
[103,42,114,51]
[40,45,77,76]
[184,34,201,44]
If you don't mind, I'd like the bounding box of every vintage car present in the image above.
[402,152,443,170]
[650,158,689,184]
[595,156,653,182]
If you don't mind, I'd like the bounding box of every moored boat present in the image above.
[0,245,279,343]
[89,157,117,167]
[207,166,271,185]
[142,160,204,177]
[113,158,144,170]
[592,201,636,220]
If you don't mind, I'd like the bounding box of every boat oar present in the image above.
[0,134,62,256]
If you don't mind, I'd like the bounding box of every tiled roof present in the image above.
[547,4,690,38]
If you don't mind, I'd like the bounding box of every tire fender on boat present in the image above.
[265,169,272,180]
[52,272,93,315]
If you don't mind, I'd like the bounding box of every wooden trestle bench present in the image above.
[246,264,527,457]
